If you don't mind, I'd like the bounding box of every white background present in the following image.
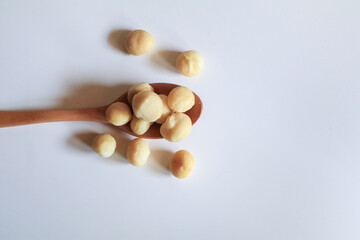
[1,0,360,239]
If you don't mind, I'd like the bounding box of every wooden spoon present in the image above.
[0,83,203,139]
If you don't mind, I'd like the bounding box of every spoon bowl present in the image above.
[114,83,202,139]
[0,83,203,139]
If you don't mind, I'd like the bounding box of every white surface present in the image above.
[1,0,360,239]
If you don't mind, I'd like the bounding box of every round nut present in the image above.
[125,30,154,56]
[155,94,172,124]
[160,113,192,142]
[106,102,132,126]
[127,82,154,105]
[127,138,150,166]
[91,133,116,158]
[132,90,163,122]
[170,150,195,178]
[130,116,152,135]
[176,50,204,77]
[168,86,195,113]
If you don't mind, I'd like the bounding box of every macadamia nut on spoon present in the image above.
[106,102,132,126]
[176,50,204,77]
[91,133,116,158]
[155,94,172,124]
[130,116,152,135]
[125,30,154,56]
[127,82,154,105]
[168,86,195,113]
[132,90,163,122]
[160,113,192,142]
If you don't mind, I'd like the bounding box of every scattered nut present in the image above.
[127,138,150,166]
[130,116,152,135]
[127,82,154,105]
[106,102,132,126]
[160,112,192,142]
[170,150,195,178]
[168,86,195,112]
[155,94,172,124]
[132,90,163,122]
[125,30,154,56]
[176,50,204,77]
[91,133,116,158]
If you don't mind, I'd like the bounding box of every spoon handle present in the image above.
[0,107,107,128]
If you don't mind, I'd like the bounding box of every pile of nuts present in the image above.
[91,29,203,179]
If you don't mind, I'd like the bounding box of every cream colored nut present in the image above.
[91,133,116,158]
[155,94,172,124]
[176,50,204,77]
[125,30,154,56]
[130,116,152,135]
[127,82,154,105]
[170,150,195,178]
[127,138,150,166]
[132,90,163,122]
[168,86,195,112]
[106,102,132,126]
[160,113,192,142]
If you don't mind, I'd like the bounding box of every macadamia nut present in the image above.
[127,138,150,166]
[127,82,154,105]
[170,150,195,178]
[106,102,132,126]
[160,113,192,142]
[168,86,195,113]
[176,50,204,77]
[155,94,172,124]
[91,133,116,158]
[132,90,163,122]
[125,30,154,56]
[130,116,152,135]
